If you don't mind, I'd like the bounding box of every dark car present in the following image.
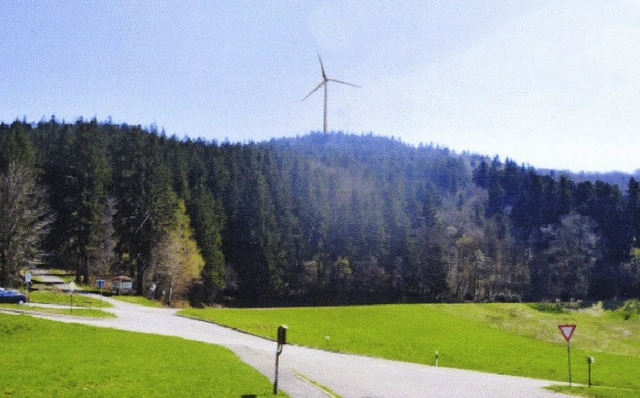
[0,289,28,304]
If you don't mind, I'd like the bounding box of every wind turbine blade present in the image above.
[328,78,361,88]
[318,52,327,80]
[302,81,325,101]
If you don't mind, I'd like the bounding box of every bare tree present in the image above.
[0,163,52,286]
[147,235,181,305]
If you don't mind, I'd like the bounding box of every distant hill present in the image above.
[534,168,638,189]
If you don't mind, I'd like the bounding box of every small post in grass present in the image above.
[558,324,576,386]
[68,281,77,314]
[435,351,439,367]
[587,356,595,387]
[273,325,287,395]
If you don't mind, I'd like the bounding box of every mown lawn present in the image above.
[180,303,640,398]
[0,304,114,318]
[28,290,113,308]
[0,290,114,317]
[0,313,285,397]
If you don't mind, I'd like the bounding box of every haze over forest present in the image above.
[1,118,639,305]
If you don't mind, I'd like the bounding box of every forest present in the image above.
[1,118,639,306]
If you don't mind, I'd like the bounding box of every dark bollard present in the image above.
[273,325,288,395]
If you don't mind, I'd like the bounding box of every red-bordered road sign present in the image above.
[558,324,576,342]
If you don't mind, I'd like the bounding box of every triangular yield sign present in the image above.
[558,324,576,342]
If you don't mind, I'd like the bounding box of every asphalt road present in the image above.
[32,297,574,398]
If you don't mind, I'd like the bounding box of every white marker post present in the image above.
[68,281,77,314]
[24,271,32,299]
[586,356,595,387]
[558,324,576,386]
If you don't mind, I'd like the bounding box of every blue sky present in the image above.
[1,1,639,173]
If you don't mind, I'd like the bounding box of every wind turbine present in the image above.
[302,53,360,133]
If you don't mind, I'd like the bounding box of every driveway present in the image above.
[29,269,66,285]
[32,297,573,398]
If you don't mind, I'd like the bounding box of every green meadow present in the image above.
[180,302,640,398]
[28,290,114,308]
[0,313,284,397]
[0,304,114,318]
[0,290,114,317]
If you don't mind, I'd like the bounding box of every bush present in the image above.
[620,299,640,320]
[529,301,565,314]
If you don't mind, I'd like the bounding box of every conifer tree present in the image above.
[113,128,177,294]
[188,188,225,303]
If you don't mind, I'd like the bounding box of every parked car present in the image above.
[0,289,28,304]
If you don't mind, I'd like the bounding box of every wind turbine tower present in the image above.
[303,53,360,133]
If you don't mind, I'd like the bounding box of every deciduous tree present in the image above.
[0,163,52,286]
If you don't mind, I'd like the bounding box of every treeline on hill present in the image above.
[1,118,639,306]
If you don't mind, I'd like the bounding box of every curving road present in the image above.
[33,297,573,398]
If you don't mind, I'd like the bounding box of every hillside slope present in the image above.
[1,120,639,305]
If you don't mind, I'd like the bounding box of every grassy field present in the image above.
[0,313,285,397]
[180,302,640,398]
[0,304,115,318]
[28,290,113,308]
[0,290,114,318]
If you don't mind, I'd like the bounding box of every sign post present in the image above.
[558,324,576,386]
[273,325,287,395]
[96,279,105,307]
